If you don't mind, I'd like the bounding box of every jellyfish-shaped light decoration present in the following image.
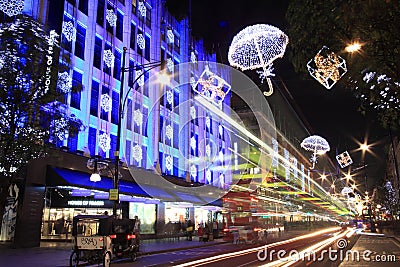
[300,135,330,169]
[228,24,289,96]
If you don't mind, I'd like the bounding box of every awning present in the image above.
[47,167,177,201]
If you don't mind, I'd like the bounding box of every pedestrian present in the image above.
[186,220,194,241]
[133,215,141,247]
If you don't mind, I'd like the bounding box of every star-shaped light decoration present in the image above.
[206,169,212,183]
[166,58,174,73]
[194,65,231,104]
[190,106,196,120]
[132,144,142,162]
[190,165,197,179]
[190,51,197,63]
[103,49,115,68]
[98,133,111,152]
[138,1,146,17]
[0,0,24,17]
[165,124,173,140]
[57,72,72,93]
[100,94,112,112]
[307,46,347,89]
[137,34,145,50]
[106,9,117,27]
[167,29,174,44]
[62,21,76,42]
[166,89,173,105]
[135,69,145,86]
[133,109,143,126]
[165,155,173,171]
[190,136,196,150]
[53,118,68,141]
[205,144,211,158]
[336,151,353,168]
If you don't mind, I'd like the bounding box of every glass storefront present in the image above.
[164,203,189,223]
[128,202,156,234]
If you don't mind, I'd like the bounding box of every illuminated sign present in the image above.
[67,200,105,206]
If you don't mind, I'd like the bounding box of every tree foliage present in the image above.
[285,0,400,128]
[0,15,84,180]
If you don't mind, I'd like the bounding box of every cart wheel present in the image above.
[103,251,112,267]
[69,251,79,267]
[131,251,137,262]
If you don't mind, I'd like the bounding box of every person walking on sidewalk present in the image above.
[186,220,194,241]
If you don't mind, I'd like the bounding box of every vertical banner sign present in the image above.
[0,184,20,241]
[44,30,58,94]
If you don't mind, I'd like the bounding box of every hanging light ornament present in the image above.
[190,51,197,64]
[132,144,142,162]
[62,21,76,42]
[190,76,196,89]
[336,151,353,168]
[135,69,145,86]
[106,9,117,27]
[133,109,143,126]
[307,46,347,89]
[194,65,231,104]
[165,124,173,140]
[98,133,111,152]
[205,144,211,158]
[138,1,146,17]
[137,33,145,50]
[57,72,72,93]
[0,0,24,17]
[103,49,115,68]
[300,135,330,169]
[166,89,173,104]
[100,94,112,112]
[190,136,196,150]
[165,155,173,171]
[228,24,289,96]
[190,106,196,120]
[190,165,197,178]
[167,29,174,44]
[206,169,212,183]
[53,118,68,141]
[166,58,174,73]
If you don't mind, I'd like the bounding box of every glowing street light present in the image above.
[345,42,362,53]
[360,143,369,151]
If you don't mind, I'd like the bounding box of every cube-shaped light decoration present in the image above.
[336,151,353,168]
[193,65,231,105]
[307,46,347,89]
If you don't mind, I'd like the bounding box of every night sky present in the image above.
[166,0,389,190]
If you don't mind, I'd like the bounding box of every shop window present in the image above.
[159,115,163,142]
[111,90,119,124]
[126,99,132,130]
[116,11,124,41]
[74,23,86,60]
[144,35,150,61]
[113,49,121,80]
[141,145,147,168]
[142,107,148,137]
[88,127,97,156]
[128,59,135,87]
[67,0,76,5]
[71,70,82,110]
[143,70,149,96]
[78,0,88,15]
[68,134,78,152]
[173,123,179,149]
[173,157,178,176]
[93,36,102,69]
[96,0,105,26]
[90,79,99,116]
[110,134,117,159]
[125,139,131,165]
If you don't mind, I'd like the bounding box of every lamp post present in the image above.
[112,47,166,216]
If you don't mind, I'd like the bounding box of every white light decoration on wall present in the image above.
[190,51,197,63]
[166,58,174,73]
[271,137,279,168]
[205,144,211,158]
[165,124,173,140]
[292,157,298,180]
[301,164,305,192]
[219,150,224,163]
[57,71,72,93]
[167,29,174,44]
[137,34,145,50]
[206,169,212,183]
[307,46,347,89]
[106,9,117,27]
[190,165,197,178]
[98,133,111,152]
[0,55,4,69]
[190,106,196,120]
[135,69,144,86]
[165,155,173,171]
[206,116,210,129]
[62,21,76,42]
[138,1,146,17]
[132,144,142,162]
[228,24,289,96]
[300,135,330,169]
[54,118,68,141]
[100,94,112,112]
[284,148,290,181]
[133,109,143,126]
[166,89,173,105]
[0,0,24,17]
[336,151,353,168]
[219,173,225,188]
[218,125,223,136]
[190,136,196,150]
[194,65,231,104]
[190,76,196,89]
[103,49,115,68]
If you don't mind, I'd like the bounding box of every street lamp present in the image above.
[112,47,167,216]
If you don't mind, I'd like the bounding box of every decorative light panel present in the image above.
[138,1,146,17]
[166,89,173,105]
[106,9,117,27]
[301,164,305,192]
[228,24,289,96]
[307,46,347,89]
[98,133,111,152]
[100,94,112,112]
[271,137,279,168]
[206,169,212,183]
[205,144,211,158]
[190,106,196,120]
[132,144,142,162]
[0,0,24,17]
[57,72,72,93]
[166,58,174,73]
[190,76,196,89]
[190,51,197,63]
[133,109,143,126]
[300,135,330,169]
[205,116,210,129]
[336,151,353,168]
[137,34,145,50]
[284,148,290,181]
[165,155,173,171]
[62,21,76,42]
[190,165,197,178]
[219,173,225,188]
[103,49,115,68]
[54,118,68,141]
[218,125,223,136]
[135,69,144,86]
[190,136,196,150]
[194,65,231,104]
[219,150,224,163]
[167,29,174,44]
[165,124,173,140]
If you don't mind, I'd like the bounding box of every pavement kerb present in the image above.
[137,240,229,256]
